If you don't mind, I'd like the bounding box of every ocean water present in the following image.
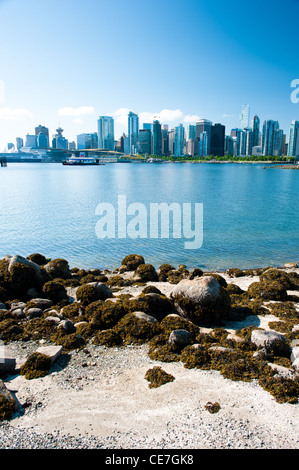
[0,162,298,271]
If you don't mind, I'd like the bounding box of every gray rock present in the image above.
[35,345,63,365]
[0,352,16,374]
[10,302,26,311]
[8,255,42,279]
[44,316,61,324]
[26,298,53,310]
[168,329,192,349]
[171,276,222,306]
[251,329,288,355]
[290,346,299,363]
[284,262,298,269]
[10,308,25,319]
[26,308,43,319]
[58,319,76,333]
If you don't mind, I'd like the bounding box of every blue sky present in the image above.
[0,0,298,150]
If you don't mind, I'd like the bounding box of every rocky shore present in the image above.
[0,253,298,449]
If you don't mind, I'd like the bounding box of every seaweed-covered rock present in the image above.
[188,268,204,280]
[157,264,175,282]
[160,314,199,339]
[76,283,113,306]
[123,293,173,321]
[170,276,231,324]
[9,263,41,296]
[42,280,68,303]
[20,352,52,380]
[88,300,126,329]
[114,312,161,344]
[94,329,123,347]
[226,268,245,277]
[50,331,85,351]
[259,268,293,290]
[0,393,16,421]
[44,258,71,280]
[120,254,145,272]
[27,253,48,266]
[142,285,162,295]
[133,264,158,282]
[144,366,175,388]
[247,280,287,301]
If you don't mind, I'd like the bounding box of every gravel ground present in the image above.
[1,339,298,450]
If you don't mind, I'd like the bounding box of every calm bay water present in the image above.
[0,162,298,271]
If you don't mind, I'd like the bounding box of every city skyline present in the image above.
[0,0,298,151]
[5,106,298,158]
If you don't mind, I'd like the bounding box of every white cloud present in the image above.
[113,107,131,124]
[0,107,33,120]
[183,114,201,123]
[73,117,84,124]
[58,106,95,117]
[222,113,234,118]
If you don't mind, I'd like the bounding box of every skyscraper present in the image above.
[252,115,260,147]
[35,125,49,142]
[161,125,169,156]
[174,124,185,156]
[97,116,114,150]
[288,120,299,158]
[37,132,49,148]
[262,120,279,156]
[196,120,212,155]
[152,120,162,155]
[128,112,139,154]
[239,105,250,129]
[210,123,225,156]
[139,129,151,155]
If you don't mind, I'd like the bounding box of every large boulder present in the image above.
[43,258,71,280]
[170,276,231,324]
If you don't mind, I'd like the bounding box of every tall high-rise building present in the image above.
[97,116,114,150]
[37,132,49,148]
[274,129,284,156]
[25,134,37,148]
[168,129,175,155]
[252,115,260,147]
[199,131,209,157]
[288,120,299,158]
[174,124,185,156]
[262,120,279,156]
[152,120,162,155]
[128,112,139,154]
[138,129,151,155]
[185,124,196,141]
[210,123,225,156]
[239,105,250,129]
[244,128,253,156]
[231,128,242,156]
[35,125,49,142]
[225,136,234,156]
[196,120,212,155]
[161,125,169,155]
[16,137,24,151]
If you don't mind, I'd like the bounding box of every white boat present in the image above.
[62,154,104,166]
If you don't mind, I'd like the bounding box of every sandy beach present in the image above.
[1,264,298,450]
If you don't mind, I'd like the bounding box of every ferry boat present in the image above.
[62,154,104,166]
